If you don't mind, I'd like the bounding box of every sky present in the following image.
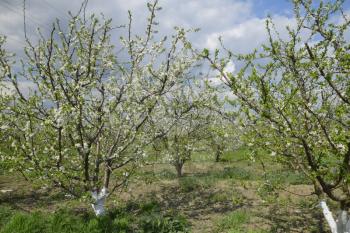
[0,0,349,95]
[0,0,350,52]
[1,0,349,55]
[0,0,342,55]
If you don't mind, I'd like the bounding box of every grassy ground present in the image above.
[0,150,330,232]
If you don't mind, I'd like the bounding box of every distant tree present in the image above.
[203,0,350,230]
[152,79,214,177]
[0,1,199,215]
[204,109,240,162]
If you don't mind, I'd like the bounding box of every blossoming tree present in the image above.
[0,1,198,215]
[151,78,215,177]
[205,111,240,162]
[202,0,350,231]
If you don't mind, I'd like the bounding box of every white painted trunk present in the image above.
[91,187,108,216]
[320,201,350,233]
[337,211,350,233]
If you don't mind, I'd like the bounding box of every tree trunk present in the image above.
[91,187,108,216]
[175,162,183,177]
[103,160,112,189]
[321,201,338,233]
[320,200,350,233]
[91,160,112,216]
[215,148,222,162]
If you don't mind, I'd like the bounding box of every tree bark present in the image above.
[103,160,112,189]
[175,162,183,177]
[215,147,223,162]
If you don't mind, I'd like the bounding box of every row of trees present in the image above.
[202,0,350,230]
[0,0,349,229]
[0,1,234,215]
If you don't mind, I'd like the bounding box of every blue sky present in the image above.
[252,0,350,16]
[252,0,294,17]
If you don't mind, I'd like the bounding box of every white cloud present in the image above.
[224,61,235,74]
[205,15,297,53]
[0,0,297,75]
[4,0,349,60]
[207,77,223,87]
[0,0,258,54]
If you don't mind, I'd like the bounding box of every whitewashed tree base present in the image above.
[91,187,108,216]
[320,201,350,233]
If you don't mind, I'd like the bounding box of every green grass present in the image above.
[215,210,268,233]
[187,166,256,186]
[2,212,47,233]
[213,166,255,180]
[0,200,189,233]
[228,230,269,233]
[215,210,250,233]
[0,148,317,232]
[0,206,15,230]
[265,169,309,185]
[209,192,230,203]
[191,148,251,163]
[179,176,208,192]
[221,149,250,162]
